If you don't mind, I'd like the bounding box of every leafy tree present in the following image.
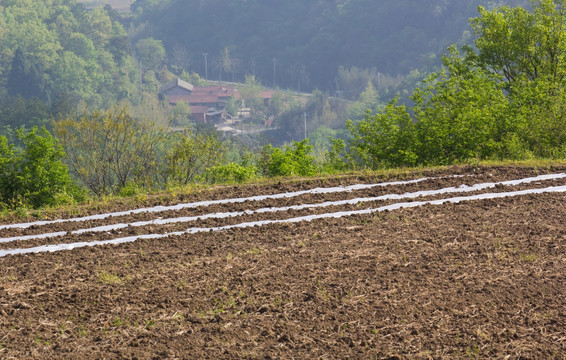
[172,100,191,126]
[411,47,509,165]
[0,95,51,132]
[468,0,566,158]
[6,48,45,99]
[342,0,566,168]
[0,127,80,208]
[507,76,566,158]
[335,66,379,100]
[165,131,226,185]
[136,37,165,70]
[0,0,137,109]
[50,51,94,101]
[80,7,113,48]
[470,0,566,87]
[347,99,417,169]
[108,35,131,65]
[347,81,381,120]
[53,106,167,195]
[239,75,265,119]
[259,139,317,177]
[65,32,95,61]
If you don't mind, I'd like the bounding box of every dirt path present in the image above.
[0,165,565,358]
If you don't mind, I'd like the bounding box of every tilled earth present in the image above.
[0,165,565,359]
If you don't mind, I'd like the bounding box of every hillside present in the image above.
[130,0,529,93]
[0,0,137,112]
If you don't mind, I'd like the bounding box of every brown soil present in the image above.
[0,165,565,359]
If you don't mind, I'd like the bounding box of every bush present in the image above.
[165,131,226,185]
[54,105,167,196]
[260,139,318,177]
[202,162,257,184]
[0,127,82,209]
[347,99,417,169]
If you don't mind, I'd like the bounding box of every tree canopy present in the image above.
[129,0,528,92]
[346,0,566,168]
[0,0,137,108]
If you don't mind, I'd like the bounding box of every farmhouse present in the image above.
[160,78,237,123]
[160,78,277,124]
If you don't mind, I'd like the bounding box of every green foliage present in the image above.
[131,0,523,91]
[53,105,167,195]
[136,37,165,70]
[0,96,52,134]
[336,66,380,101]
[341,0,566,169]
[347,81,381,120]
[171,100,191,126]
[239,75,265,120]
[471,0,566,87]
[7,48,46,100]
[411,47,508,165]
[0,0,137,108]
[259,139,318,177]
[324,137,348,173]
[508,76,566,158]
[165,131,226,185]
[179,70,203,86]
[0,127,82,209]
[347,98,417,168]
[202,162,257,184]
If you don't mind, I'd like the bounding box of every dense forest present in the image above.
[129,0,528,94]
[0,0,137,104]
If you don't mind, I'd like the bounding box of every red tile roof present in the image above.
[193,86,236,97]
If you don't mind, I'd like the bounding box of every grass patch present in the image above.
[519,253,537,262]
[145,319,156,329]
[97,271,123,284]
[245,247,263,255]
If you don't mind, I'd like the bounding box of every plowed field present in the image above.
[1,165,565,359]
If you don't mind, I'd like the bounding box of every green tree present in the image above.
[342,0,566,168]
[347,98,417,169]
[172,100,191,127]
[0,1,137,109]
[469,0,566,158]
[6,48,45,99]
[347,81,381,120]
[54,106,167,195]
[0,127,80,208]
[471,0,566,87]
[0,95,51,132]
[411,47,509,165]
[165,131,226,185]
[240,75,265,119]
[259,139,318,177]
[136,37,165,70]
[65,32,95,61]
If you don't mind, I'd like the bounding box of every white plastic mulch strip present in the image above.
[1,183,565,257]
[0,176,448,231]
[0,173,563,244]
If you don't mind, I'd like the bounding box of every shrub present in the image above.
[260,139,318,177]
[0,127,82,208]
[202,162,258,184]
[165,131,226,185]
